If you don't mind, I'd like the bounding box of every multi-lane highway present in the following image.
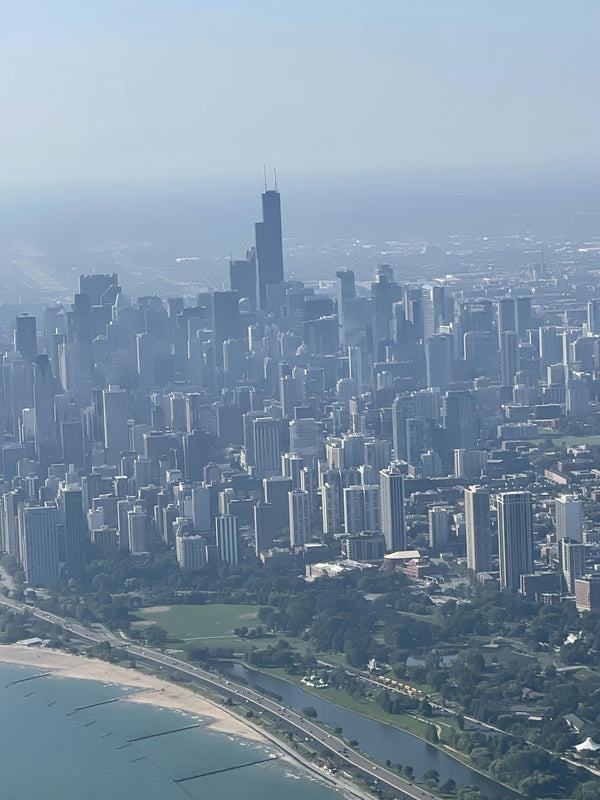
[0,595,437,800]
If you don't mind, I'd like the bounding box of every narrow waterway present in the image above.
[224,664,518,800]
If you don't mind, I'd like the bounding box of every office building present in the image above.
[555,494,583,542]
[379,467,405,552]
[254,501,275,555]
[465,486,491,573]
[343,484,380,535]
[229,248,257,309]
[15,314,37,362]
[454,449,487,479]
[176,534,206,570]
[255,187,284,309]
[289,488,311,547]
[103,385,129,466]
[216,514,240,565]
[253,417,281,477]
[58,481,87,578]
[560,538,586,593]
[321,481,342,534]
[212,291,241,369]
[575,576,600,612]
[127,505,148,554]
[263,475,292,529]
[425,334,452,390]
[428,506,450,550]
[19,504,59,587]
[497,491,533,590]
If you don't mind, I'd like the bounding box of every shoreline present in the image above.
[0,644,264,741]
[0,643,374,800]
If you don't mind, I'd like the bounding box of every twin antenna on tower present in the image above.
[263,165,278,192]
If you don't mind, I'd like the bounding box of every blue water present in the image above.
[226,664,518,800]
[0,663,343,800]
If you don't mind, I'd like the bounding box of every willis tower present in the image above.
[255,180,284,310]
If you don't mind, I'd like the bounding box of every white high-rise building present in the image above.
[555,494,583,543]
[465,486,491,574]
[343,484,380,535]
[560,538,586,593]
[380,467,405,552]
[454,449,488,479]
[215,514,240,565]
[428,506,450,550]
[281,452,304,488]
[176,534,206,570]
[289,489,311,547]
[127,505,148,554]
[363,485,380,532]
[497,491,533,590]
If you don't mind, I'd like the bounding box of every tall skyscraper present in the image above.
[422,284,445,340]
[515,296,532,341]
[555,494,583,542]
[58,481,87,578]
[465,485,491,573]
[253,417,281,477]
[321,481,342,534]
[215,514,240,565]
[255,187,284,309]
[500,330,518,387]
[289,488,311,547]
[443,390,477,452]
[497,297,516,346]
[229,248,257,309]
[127,505,148,554]
[497,491,533,590]
[103,385,129,466]
[425,334,452,390]
[254,501,274,555]
[33,354,57,467]
[289,418,320,462]
[343,484,380,535]
[15,314,37,362]
[380,467,405,552]
[428,506,450,550]
[539,326,561,372]
[176,534,206,569]
[336,269,356,347]
[19,504,59,587]
[263,475,292,529]
[560,538,586,593]
[212,291,241,369]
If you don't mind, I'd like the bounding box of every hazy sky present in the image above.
[1,1,599,186]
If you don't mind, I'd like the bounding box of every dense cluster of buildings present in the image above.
[1,187,600,611]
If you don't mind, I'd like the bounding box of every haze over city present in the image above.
[1,4,600,800]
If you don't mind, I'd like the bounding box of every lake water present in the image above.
[0,662,344,800]
[225,663,517,800]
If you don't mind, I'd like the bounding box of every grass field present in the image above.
[134,603,262,650]
[534,433,600,447]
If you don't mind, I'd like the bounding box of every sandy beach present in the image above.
[0,644,265,741]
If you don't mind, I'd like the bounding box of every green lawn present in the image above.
[134,603,261,648]
[262,666,437,739]
[534,433,600,447]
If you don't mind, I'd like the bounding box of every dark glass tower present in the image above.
[255,189,284,310]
